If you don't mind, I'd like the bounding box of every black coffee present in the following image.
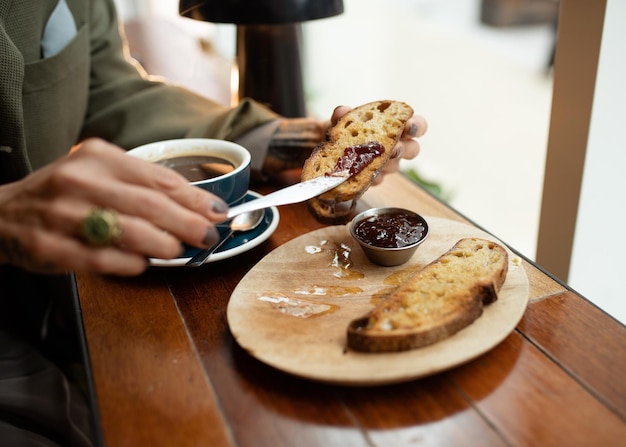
[156,155,235,182]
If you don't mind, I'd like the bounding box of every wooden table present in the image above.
[74,173,626,447]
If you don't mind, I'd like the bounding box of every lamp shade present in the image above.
[179,0,344,25]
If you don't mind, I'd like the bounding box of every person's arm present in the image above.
[78,0,427,184]
[78,0,279,164]
[0,139,229,275]
[237,110,427,184]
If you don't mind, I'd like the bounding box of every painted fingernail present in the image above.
[202,227,219,247]
[408,123,418,137]
[211,199,228,214]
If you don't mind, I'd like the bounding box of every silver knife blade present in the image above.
[226,174,349,219]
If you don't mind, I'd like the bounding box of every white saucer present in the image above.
[149,191,280,267]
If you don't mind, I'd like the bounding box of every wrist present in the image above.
[262,118,325,178]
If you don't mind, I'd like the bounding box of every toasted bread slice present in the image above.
[347,238,509,352]
[301,100,413,223]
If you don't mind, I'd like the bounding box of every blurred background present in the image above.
[113,0,556,261]
[111,0,626,325]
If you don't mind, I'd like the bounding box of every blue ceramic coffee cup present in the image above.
[127,138,251,205]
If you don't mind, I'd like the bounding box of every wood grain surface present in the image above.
[76,272,233,447]
[227,216,529,385]
[75,174,626,447]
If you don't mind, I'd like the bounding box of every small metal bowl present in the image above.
[350,207,429,266]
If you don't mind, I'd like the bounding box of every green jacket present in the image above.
[0,0,278,344]
[0,0,278,184]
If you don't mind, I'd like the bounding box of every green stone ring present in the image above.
[81,208,122,246]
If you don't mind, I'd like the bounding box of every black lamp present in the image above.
[179,0,344,117]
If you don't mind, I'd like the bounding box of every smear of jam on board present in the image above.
[305,240,365,280]
[257,240,370,318]
[383,265,422,286]
[369,267,422,305]
[354,211,426,248]
[258,294,338,318]
[294,285,363,297]
[330,141,385,176]
[370,287,397,306]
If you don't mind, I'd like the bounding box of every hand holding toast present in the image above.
[302,100,424,222]
[330,105,427,185]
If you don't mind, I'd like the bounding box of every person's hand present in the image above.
[330,105,427,185]
[0,138,229,276]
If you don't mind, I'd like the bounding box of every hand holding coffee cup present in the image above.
[3,137,240,276]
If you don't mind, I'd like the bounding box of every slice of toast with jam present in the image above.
[301,100,413,223]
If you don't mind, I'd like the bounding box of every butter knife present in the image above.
[225,174,349,219]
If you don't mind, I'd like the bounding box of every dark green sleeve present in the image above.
[79,0,279,151]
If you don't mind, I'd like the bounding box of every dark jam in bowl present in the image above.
[353,211,426,248]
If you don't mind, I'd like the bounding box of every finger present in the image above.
[69,139,229,219]
[390,143,404,160]
[118,213,219,254]
[112,215,185,258]
[331,106,352,125]
[389,139,420,161]
[382,156,402,176]
[403,115,428,139]
[43,198,218,260]
[18,229,150,276]
[153,180,229,221]
[50,161,226,248]
[91,183,222,249]
[68,243,150,276]
[83,247,150,276]
[399,139,421,160]
[124,153,231,222]
[64,139,188,199]
[371,172,385,186]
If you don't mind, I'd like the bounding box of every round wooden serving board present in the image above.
[227,216,529,385]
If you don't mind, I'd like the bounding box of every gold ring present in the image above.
[81,208,122,246]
